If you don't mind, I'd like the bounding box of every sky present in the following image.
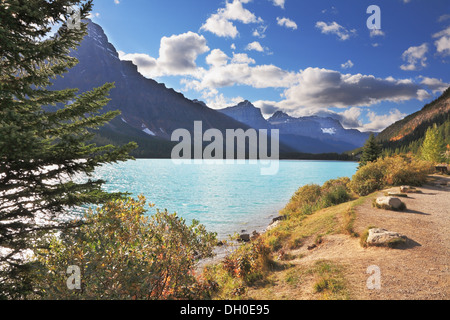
[86,0,450,132]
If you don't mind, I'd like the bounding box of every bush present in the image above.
[282,178,352,217]
[33,196,217,300]
[350,155,434,196]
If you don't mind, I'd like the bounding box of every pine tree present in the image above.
[0,0,136,298]
[420,124,445,164]
[359,133,382,168]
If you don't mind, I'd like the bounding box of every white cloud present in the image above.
[119,32,209,78]
[197,63,298,90]
[438,14,450,23]
[231,52,255,64]
[370,29,385,37]
[341,60,354,69]
[200,14,239,38]
[400,43,429,71]
[271,0,285,9]
[87,12,100,18]
[246,41,265,52]
[362,109,407,132]
[420,77,450,93]
[206,49,229,67]
[337,107,363,129]
[276,67,428,112]
[277,17,298,30]
[315,21,356,41]
[433,26,450,56]
[200,0,263,39]
[253,25,268,38]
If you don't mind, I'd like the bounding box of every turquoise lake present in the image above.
[89,159,358,239]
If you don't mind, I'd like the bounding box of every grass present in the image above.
[359,225,378,248]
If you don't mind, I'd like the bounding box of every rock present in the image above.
[250,231,260,241]
[238,234,250,242]
[400,186,417,193]
[366,228,407,247]
[271,215,286,224]
[266,220,281,231]
[375,196,405,210]
[387,192,408,198]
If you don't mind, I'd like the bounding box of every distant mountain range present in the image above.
[219,101,371,153]
[50,21,372,158]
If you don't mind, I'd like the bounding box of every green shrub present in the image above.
[282,178,352,217]
[33,196,217,300]
[350,155,434,196]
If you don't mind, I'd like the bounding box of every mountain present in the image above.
[219,101,269,129]
[218,102,371,154]
[376,87,450,151]
[49,20,368,157]
[50,20,255,157]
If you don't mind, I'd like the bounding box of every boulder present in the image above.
[366,228,407,247]
[266,220,281,231]
[400,186,417,193]
[238,234,250,242]
[250,231,260,241]
[375,196,405,210]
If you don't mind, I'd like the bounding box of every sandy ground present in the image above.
[290,174,450,300]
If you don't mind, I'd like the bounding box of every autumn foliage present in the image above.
[33,196,217,300]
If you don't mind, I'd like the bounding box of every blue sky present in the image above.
[87,0,450,132]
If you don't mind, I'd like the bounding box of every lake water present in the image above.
[89,159,358,239]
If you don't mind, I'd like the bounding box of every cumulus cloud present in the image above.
[231,52,256,64]
[400,43,429,71]
[277,67,428,111]
[206,49,229,67]
[119,32,209,78]
[315,21,356,40]
[253,100,280,116]
[200,0,263,38]
[271,0,285,9]
[277,17,298,30]
[420,76,450,93]
[196,62,298,89]
[362,109,407,132]
[433,26,450,56]
[246,41,265,52]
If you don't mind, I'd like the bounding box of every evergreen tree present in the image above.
[359,133,382,168]
[420,124,445,164]
[0,0,136,298]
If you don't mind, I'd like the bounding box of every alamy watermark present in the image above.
[367,5,381,30]
[170,121,280,176]
[66,6,81,30]
[66,265,81,290]
[366,265,381,290]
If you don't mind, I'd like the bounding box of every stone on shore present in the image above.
[238,234,250,242]
[366,228,407,247]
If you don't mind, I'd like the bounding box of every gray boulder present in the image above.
[366,228,407,247]
[375,196,405,210]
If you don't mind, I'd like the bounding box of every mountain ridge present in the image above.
[376,87,450,151]
[50,20,370,157]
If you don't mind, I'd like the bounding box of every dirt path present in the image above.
[297,174,450,300]
[246,174,449,300]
